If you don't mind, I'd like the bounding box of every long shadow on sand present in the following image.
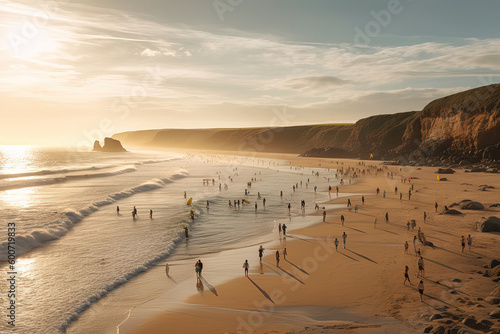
[338,251,359,262]
[376,228,400,236]
[423,277,470,296]
[275,266,306,285]
[342,226,367,234]
[200,276,218,296]
[285,259,309,275]
[422,294,456,308]
[346,249,378,264]
[247,277,274,303]
[286,234,314,243]
[425,258,463,273]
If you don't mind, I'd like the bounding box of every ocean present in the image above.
[0,146,340,334]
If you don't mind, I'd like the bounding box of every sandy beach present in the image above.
[126,156,500,334]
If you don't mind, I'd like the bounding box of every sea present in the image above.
[0,146,342,334]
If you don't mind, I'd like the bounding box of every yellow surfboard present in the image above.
[187,197,192,205]
[243,199,250,204]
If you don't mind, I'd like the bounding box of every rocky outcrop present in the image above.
[92,137,127,152]
[394,84,500,164]
[93,140,103,151]
[475,216,500,232]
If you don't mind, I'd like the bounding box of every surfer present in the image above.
[190,210,195,220]
[184,226,189,238]
[149,209,153,219]
[263,198,266,207]
[116,206,119,214]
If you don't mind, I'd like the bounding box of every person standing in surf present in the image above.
[243,260,249,277]
[258,245,264,262]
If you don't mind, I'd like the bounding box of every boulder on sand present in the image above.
[443,209,463,215]
[436,168,455,174]
[461,201,484,210]
[475,216,500,232]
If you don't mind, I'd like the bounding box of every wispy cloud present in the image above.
[0,1,499,144]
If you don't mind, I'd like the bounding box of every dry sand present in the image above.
[129,156,500,334]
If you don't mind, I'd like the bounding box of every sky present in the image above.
[1,0,500,146]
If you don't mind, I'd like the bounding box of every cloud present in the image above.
[280,75,350,91]
[473,54,500,67]
[139,47,192,58]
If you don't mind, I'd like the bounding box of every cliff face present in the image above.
[93,137,127,152]
[111,84,500,164]
[113,124,353,154]
[395,84,500,163]
[342,111,417,159]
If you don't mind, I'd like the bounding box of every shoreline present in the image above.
[126,155,500,334]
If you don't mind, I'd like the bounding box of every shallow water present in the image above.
[0,147,340,333]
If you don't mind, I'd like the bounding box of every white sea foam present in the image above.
[0,170,189,261]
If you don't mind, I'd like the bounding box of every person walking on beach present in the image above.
[275,250,280,267]
[400,193,402,201]
[362,196,365,205]
[342,232,347,249]
[263,198,266,207]
[404,241,409,254]
[165,263,169,276]
[116,206,120,214]
[376,187,380,195]
[149,209,153,219]
[258,245,265,261]
[198,260,203,276]
[280,191,283,199]
[323,210,326,222]
[404,265,411,285]
[423,212,427,222]
[417,280,424,302]
[467,235,472,251]
[195,260,201,278]
[417,257,424,277]
[460,235,466,253]
[354,204,358,213]
[288,203,291,212]
[385,212,389,223]
[282,224,287,236]
[278,223,282,235]
[243,260,249,277]
[347,199,351,207]
[334,238,339,251]
[407,221,411,231]
[435,202,438,212]
[283,248,287,260]
[341,215,345,225]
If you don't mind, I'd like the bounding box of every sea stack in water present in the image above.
[92,137,127,152]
